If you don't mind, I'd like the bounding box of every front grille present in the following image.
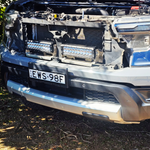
[29,79,84,99]
[10,73,28,87]
[30,79,119,104]
[85,90,119,104]
[9,73,119,104]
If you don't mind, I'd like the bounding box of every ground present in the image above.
[0,75,150,150]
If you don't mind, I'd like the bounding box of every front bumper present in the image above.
[2,48,150,124]
[7,80,123,123]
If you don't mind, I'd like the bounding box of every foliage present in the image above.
[0,0,15,43]
[0,0,13,7]
[0,7,6,25]
[0,7,6,43]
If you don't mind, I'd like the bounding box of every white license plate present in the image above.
[29,69,65,84]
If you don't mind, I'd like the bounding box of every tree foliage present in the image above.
[0,0,14,42]
[0,6,6,42]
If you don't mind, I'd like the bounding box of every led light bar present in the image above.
[61,44,95,59]
[27,41,53,54]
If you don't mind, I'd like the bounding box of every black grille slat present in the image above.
[29,79,84,99]
[10,74,28,87]
[85,90,119,104]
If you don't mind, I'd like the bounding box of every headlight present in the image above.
[131,48,150,66]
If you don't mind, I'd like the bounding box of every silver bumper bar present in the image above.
[7,80,135,124]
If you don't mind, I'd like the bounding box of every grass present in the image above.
[1,75,150,149]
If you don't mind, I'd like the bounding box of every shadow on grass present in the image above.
[0,79,150,150]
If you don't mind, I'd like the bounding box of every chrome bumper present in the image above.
[7,80,131,124]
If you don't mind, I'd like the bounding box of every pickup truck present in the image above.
[1,0,150,124]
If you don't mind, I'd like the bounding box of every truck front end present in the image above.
[2,0,150,124]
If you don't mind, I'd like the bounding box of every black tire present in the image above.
[1,65,9,89]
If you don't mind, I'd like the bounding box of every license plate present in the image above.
[29,69,65,84]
